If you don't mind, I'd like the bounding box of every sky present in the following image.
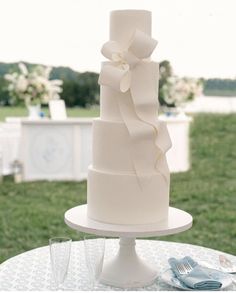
[0,0,236,78]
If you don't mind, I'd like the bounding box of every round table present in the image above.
[0,239,235,291]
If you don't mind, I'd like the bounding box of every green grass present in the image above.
[0,113,236,263]
[161,113,236,251]
[0,106,99,121]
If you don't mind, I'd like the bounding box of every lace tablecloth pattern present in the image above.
[0,239,235,291]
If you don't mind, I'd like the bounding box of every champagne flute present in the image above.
[49,237,72,290]
[83,235,105,289]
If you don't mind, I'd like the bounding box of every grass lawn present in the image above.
[0,113,236,263]
[0,106,100,121]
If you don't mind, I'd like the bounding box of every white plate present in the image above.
[161,268,233,291]
[200,260,236,275]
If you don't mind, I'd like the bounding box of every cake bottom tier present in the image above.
[87,167,169,225]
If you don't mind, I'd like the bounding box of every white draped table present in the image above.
[0,239,235,291]
[1,114,191,180]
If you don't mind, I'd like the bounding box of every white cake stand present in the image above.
[64,204,192,289]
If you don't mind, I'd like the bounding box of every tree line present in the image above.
[0,61,235,107]
[0,62,100,107]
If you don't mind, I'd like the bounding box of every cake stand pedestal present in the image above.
[64,204,192,289]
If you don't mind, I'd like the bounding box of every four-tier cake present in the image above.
[87,10,172,225]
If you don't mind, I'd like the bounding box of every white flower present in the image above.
[162,76,202,106]
[51,79,63,86]
[16,75,28,92]
[18,63,28,75]
[41,94,49,103]
[4,73,16,82]
[51,85,63,93]
[44,67,52,79]
[5,62,63,105]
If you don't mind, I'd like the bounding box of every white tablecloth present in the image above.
[0,122,21,175]
[0,239,235,291]
[1,114,192,179]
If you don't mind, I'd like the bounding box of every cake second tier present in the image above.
[92,118,170,174]
[100,61,159,122]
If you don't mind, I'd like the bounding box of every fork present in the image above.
[176,262,193,275]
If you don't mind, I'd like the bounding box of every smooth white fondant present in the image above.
[101,30,157,76]
[87,10,172,225]
[100,85,123,121]
[110,10,151,46]
[99,41,172,182]
[92,118,170,175]
[99,64,131,93]
[100,61,159,122]
[128,30,157,59]
[87,166,169,225]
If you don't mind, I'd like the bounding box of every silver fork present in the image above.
[176,263,187,275]
[176,263,193,275]
[184,261,193,273]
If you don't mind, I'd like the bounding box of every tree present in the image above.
[61,72,99,108]
[0,77,11,105]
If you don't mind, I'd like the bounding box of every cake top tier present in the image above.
[110,10,151,47]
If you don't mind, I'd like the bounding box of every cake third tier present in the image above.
[87,10,172,225]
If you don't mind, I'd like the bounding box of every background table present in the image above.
[0,239,235,291]
[1,114,191,179]
[19,118,92,181]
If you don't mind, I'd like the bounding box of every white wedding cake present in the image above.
[87,10,172,225]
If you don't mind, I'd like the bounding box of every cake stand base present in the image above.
[100,237,157,288]
[64,204,192,289]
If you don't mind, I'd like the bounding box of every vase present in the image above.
[27,104,41,119]
[162,106,178,117]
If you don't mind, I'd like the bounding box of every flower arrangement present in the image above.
[4,63,63,105]
[160,76,203,108]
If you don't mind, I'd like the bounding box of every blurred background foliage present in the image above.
[0,61,236,108]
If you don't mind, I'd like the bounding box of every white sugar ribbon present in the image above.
[98,30,172,186]
[99,30,157,92]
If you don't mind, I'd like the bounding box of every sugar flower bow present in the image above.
[98,30,171,187]
[99,30,157,92]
